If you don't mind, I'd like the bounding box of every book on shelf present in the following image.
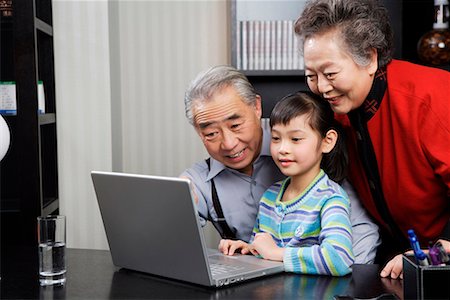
[270,20,276,70]
[236,19,303,71]
[248,20,254,70]
[38,81,46,114]
[263,21,270,70]
[0,81,16,115]
[287,20,293,70]
[241,20,248,70]
[236,20,241,69]
[293,31,299,70]
[254,21,260,70]
[275,20,282,70]
[0,81,46,115]
[258,21,266,70]
[281,20,288,70]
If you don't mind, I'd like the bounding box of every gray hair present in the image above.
[184,65,258,125]
[294,0,393,67]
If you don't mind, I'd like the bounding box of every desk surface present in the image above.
[1,248,403,299]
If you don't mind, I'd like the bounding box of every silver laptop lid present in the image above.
[91,171,213,286]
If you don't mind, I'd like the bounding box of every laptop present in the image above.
[91,171,284,287]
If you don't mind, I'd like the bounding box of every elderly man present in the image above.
[180,65,380,263]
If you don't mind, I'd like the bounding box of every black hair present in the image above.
[294,0,394,68]
[270,91,348,183]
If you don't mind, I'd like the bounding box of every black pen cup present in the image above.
[403,254,450,299]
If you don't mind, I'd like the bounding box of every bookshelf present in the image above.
[230,0,403,117]
[0,0,59,248]
[230,0,307,117]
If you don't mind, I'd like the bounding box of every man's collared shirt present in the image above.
[181,120,284,241]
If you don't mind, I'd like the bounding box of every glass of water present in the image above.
[37,215,66,286]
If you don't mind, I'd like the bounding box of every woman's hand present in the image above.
[380,253,406,279]
[380,239,450,279]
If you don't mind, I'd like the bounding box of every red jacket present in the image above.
[338,60,450,245]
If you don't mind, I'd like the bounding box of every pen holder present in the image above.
[403,254,450,299]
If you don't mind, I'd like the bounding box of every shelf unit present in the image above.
[230,0,306,117]
[230,0,404,117]
[0,0,58,248]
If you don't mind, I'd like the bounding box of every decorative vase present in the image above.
[417,0,450,66]
[0,115,10,161]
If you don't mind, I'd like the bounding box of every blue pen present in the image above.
[408,229,430,266]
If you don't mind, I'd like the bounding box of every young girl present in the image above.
[219,91,354,276]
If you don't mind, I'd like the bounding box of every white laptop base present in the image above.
[91,171,284,287]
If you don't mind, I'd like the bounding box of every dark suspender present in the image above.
[205,158,236,240]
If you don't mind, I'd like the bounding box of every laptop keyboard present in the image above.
[210,263,246,275]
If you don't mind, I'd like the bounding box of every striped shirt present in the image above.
[252,170,354,276]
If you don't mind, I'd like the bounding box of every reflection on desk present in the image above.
[109,268,351,299]
[1,248,403,299]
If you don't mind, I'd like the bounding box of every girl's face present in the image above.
[303,29,378,115]
[270,114,326,181]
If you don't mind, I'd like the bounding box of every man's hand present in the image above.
[251,232,284,261]
[380,239,450,279]
[218,239,254,256]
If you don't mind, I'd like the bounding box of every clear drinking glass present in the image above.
[37,215,66,286]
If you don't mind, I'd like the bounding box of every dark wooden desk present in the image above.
[1,248,403,299]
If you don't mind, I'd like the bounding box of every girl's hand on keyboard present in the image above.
[219,239,254,256]
[252,232,284,261]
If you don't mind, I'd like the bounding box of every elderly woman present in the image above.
[294,0,450,279]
